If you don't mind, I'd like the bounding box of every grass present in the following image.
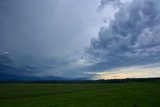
[0,82,160,107]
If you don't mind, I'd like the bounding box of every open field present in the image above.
[0,82,160,107]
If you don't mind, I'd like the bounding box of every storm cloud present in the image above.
[0,0,160,79]
[85,0,160,72]
[0,0,102,78]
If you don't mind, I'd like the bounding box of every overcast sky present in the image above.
[0,0,160,80]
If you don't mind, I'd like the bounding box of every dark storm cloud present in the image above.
[85,0,160,72]
[0,52,15,66]
[0,0,101,78]
[0,52,19,75]
[1,0,160,79]
[0,51,72,78]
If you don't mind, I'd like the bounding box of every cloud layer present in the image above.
[85,0,160,72]
[0,0,102,79]
[1,0,160,79]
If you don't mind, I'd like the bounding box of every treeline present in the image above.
[97,77,160,83]
[0,77,160,83]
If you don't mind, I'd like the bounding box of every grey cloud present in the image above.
[0,0,101,78]
[85,0,160,72]
[100,0,121,7]
[0,51,72,77]
[99,0,125,11]
[0,52,15,66]
[0,0,101,59]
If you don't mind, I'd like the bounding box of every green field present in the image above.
[0,82,160,107]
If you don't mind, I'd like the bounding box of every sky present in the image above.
[0,0,160,80]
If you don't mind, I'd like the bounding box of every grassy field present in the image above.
[0,82,160,107]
